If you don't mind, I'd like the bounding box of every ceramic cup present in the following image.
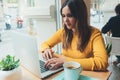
[0,66,22,80]
[63,61,82,80]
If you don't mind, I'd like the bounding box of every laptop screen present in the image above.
[10,31,42,77]
[10,31,63,78]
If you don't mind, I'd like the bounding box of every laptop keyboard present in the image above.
[39,60,49,73]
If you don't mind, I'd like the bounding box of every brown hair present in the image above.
[60,0,92,52]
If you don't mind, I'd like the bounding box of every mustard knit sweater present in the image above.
[41,27,108,71]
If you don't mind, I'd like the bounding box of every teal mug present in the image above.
[63,61,82,80]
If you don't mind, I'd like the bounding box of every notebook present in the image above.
[10,31,63,78]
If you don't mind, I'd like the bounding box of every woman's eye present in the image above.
[67,14,73,17]
[62,14,73,18]
[62,14,65,17]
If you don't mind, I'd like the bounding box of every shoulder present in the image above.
[109,15,120,21]
[54,27,65,36]
[56,27,64,33]
[91,26,101,35]
[90,26,102,39]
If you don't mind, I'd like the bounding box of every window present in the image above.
[27,0,35,7]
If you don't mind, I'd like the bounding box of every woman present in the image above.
[41,0,108,71]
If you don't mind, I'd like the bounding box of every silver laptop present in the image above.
[10,31,63,78]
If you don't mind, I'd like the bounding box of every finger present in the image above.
[51,60,64,69]
[42,53,47,60]
[46,52,50,60]
[44,50,52,60]
[45,59,56,68]
[44,60,49,68]
[44,59,52,68]
[44,50,50,60]
[50,65,57,70]
[42,53,45,58]
[50,62,60,70]
[48,50,53,59]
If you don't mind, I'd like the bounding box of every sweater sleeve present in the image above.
[101,17,113,34]
[41,28,63,52]
[65,30,108,71]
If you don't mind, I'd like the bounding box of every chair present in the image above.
[105,36,120,80]
[105,36,120,55]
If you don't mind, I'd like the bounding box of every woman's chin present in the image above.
[66,26,72,30]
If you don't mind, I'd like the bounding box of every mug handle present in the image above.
[78,66,82,73]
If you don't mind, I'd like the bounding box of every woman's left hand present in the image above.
[45,56,66,70]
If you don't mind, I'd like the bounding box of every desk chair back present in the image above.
[105,36,120,55]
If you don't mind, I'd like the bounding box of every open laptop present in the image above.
[10,31,63,78]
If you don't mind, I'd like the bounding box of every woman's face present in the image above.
[62,6,77,31]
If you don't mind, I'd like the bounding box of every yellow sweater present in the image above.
[41,27,108,71]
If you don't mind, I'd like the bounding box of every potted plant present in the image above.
[106,43,112,57]
[0,55,22,80]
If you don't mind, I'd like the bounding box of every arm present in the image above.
[41,29,63,51]
[44,28,108,71]
[65,30,108,71]
[107,30,112,36]
[101,18,113,34]
[40,28,63,59]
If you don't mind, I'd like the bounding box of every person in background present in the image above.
[5,15,11,30]
[101,4,120,37]
[41,0,108,71]
[17,16,23,28]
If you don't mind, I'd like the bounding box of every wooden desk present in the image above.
[21,66,111,80]
[81,71,111,80]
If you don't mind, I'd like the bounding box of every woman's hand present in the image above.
[45,56,66,70]
[42,48,54,60]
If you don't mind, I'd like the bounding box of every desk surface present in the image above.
[21,66,110,80]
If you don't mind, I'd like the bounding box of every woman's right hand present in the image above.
[42,48,54,60]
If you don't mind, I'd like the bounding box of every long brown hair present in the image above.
[60,0,92,52]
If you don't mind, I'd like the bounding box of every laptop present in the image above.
[10,31,63,78]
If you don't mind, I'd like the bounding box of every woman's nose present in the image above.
[64,17,69,22]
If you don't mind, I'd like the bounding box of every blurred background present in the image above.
[0,0,120,57]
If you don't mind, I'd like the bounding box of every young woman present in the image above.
[41,0,108,71]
